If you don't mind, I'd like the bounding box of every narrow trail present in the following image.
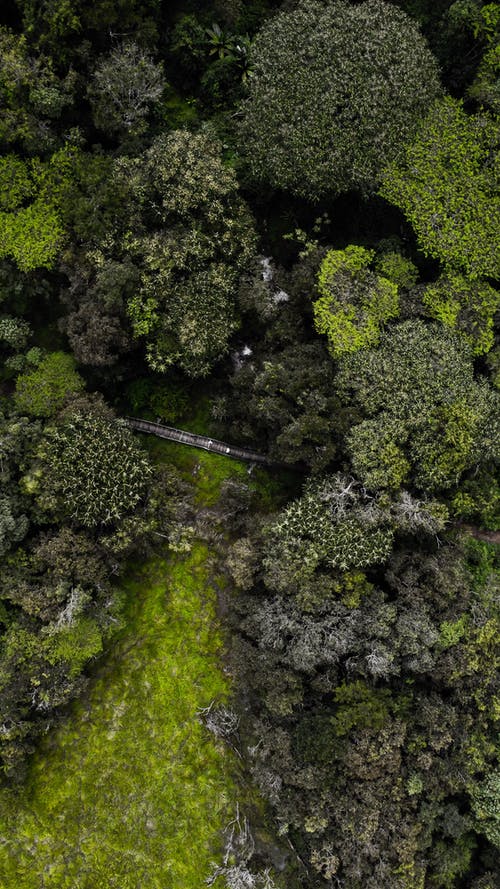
[127,416,275,465]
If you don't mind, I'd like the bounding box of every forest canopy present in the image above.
[0,0,498,887]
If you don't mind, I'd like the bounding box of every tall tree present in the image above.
[336,321,500,491]
[117,129,257,376]
[380,97,500,279]
[239,0,441,198]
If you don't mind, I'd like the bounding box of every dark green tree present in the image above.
[239,0,441,198]
[27,412,152,527]
[0,26,75,151]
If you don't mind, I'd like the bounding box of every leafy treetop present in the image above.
[337,321,500,491]
[27,413,152,527]
[14,351,85,418]
[313,245,400,358]
[380,97,500,279]
[239,0,441,198]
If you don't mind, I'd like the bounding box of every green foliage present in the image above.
[471,768,500,847]
[467,3,500,112]
[313,245,399,358]
[237,509,500,887]
[42,616,103,677]
[89,42,165,136]
[0,26,75,150]
[267,475,395,572]
[120,129,256,376]
[422,273,499,354]
[14,351,85,418]
[0,413,35,556]
[31,413,152,527]
[412,393,498,490]
[0,156,34,210]
[0,496,29,557]
[125,376,190,425]
[338,321,500,491]
[451,468,500,531]
[374,251,419,289]
[439,614,468,648]
[348,414,411,489]
[168,13,209,90]
[239,0,441,198]
[57,150,132,247]
[16,0,161,62]
[380,97,500,279]
[229,341,340,471]
[332,680,393,736]
[0,148,76,271]
[0,316,31,351]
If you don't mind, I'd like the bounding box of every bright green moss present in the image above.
[0,547,237,887]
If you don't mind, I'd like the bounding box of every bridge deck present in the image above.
[126,417,274,465]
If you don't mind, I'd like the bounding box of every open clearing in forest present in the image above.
[0,442,245,888]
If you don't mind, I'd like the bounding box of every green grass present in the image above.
[0,544,237,888]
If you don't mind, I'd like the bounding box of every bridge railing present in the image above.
[126,417,273,465]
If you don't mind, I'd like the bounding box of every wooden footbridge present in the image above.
[127,417,275,465]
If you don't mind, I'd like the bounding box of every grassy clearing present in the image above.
[0,413,291,888]
[0,453,245,887]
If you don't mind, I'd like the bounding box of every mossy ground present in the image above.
[0,441,251,888]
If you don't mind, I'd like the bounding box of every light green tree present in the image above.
[0,149,76,272]
[14,351,85,418]
[313,246,399,358]
[422,273,499,355]
[380,97,500,279]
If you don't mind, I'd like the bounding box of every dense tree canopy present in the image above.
[239,0,441,198]
[0,1,498,886]
[232,496,500,888]
[380,97,500,279]
[336,321,500,491]
[120,129,257,375]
